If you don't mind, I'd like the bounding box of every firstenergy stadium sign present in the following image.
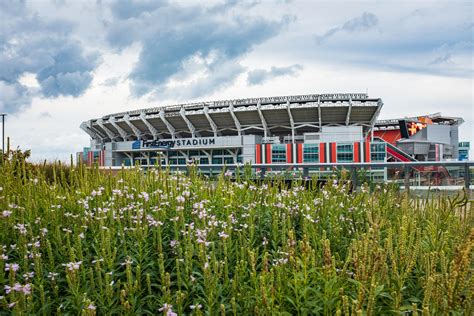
[131,136,241,150]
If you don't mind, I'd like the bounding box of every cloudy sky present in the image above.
[1,0,472,161]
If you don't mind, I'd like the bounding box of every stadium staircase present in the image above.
[373,137,453,185]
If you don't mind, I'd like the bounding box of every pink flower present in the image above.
[87,303,96,310]
[12,283,22,292]
[2,210,12,218]
[159,303,177,315]
[22,284,32,295]
[5,263,19,272]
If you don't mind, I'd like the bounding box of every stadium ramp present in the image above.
[373,137,452,184]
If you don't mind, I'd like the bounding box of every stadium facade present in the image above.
[79,93,466,168]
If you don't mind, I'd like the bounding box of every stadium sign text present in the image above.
[140,138,216,149]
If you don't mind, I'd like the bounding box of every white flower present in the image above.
[190,304,202,310]
[14,224,27,235]
[23,272,34,280]
[48,272,59,280]
[218,231,229,239]
[120,258,133,266]
[63,261,82,271]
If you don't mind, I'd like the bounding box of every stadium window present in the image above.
[370,143,386,162]
[337,144,353,162]
[303,144,319,162]
[224,157,234,164]
[200,157,209,165]
[212,157,223,164]
[272,145,287,163]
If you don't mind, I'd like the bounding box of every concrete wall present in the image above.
[320,126,363,143]
[450,125,459,159]
[241,135,259,163]
[426,125,451,144]
[102,135,260,166]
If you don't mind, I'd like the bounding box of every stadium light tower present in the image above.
[0,113,6,154]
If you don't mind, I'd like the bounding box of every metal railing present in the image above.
[104,161,474,190]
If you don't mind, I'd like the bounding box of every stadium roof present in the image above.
[81,93,383,142]
[375,112,464,130]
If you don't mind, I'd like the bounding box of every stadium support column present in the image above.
[257,101,269,138]
[159,109,176,140]
[80,121,105,143]
[287,101,296,164]
[180,107,199,138]
[140,111,159,140]
[346,97,352,126]
[97,118,116,141]
[123,115,142,139]
[229,104,242,136]
[109,116,129,141]
[318,96,322,131]
[204,106,218,137]
[368,99,383,141]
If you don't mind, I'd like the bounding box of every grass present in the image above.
[0,150,472,315]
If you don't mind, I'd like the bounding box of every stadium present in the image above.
[79,93,468,176]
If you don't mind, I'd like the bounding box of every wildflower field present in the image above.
[0,153,472,315]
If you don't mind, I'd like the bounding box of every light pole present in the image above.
[0,113,6,154]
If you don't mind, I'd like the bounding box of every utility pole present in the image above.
[0,114,6,154]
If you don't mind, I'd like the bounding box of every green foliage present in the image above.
[0,155,472,315]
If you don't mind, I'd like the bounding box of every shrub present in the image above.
[0,155,472,315]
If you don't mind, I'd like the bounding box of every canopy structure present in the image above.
[375,112,464,130]
[81,93,383,142]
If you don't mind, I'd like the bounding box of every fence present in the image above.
[102,161,474,190]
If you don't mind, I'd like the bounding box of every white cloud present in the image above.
[0,0,472,160]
